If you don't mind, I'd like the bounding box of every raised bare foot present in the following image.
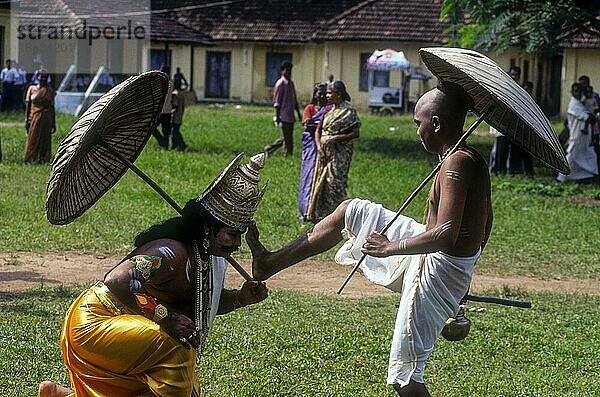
[38,381,73,397]
[246,222,274,281]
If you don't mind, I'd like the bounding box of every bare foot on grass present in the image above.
[38,381,72,397]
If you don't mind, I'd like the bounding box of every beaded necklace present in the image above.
[192,240,212,360]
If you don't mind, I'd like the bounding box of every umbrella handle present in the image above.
[99,141,255,282]
[337,110,491,295]
[225,256,253,281]
[99,141,184,215]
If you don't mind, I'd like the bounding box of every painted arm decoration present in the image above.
[124,253,200,349]
[128,255,169,323]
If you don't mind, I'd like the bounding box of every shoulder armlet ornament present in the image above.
[130,255,162,281]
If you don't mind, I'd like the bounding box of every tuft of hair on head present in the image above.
[436,80,474,111]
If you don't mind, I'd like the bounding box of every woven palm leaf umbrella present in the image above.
[47,71,171,224]
[338,47,569,295]
[46,70,251,280]
[420,47,569,174]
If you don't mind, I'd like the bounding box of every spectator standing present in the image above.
[151,66,173,150]
[578,75,600,107]
[13,61,27,111]
[24,70,55,164]
[508,81,534,176]
[264,61,301,157]
[1,59,17,112]
[173,67,189,91]
[299,82,330,221]
[307,80,360,222]
[489,65,521,175]
[557,83,598,182]
[582,84,600,176]
[170,78,188,151]
[31,65,52,85]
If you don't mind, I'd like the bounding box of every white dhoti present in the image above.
[335,199,480,387]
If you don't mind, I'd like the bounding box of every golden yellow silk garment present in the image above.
[61,283,200,397]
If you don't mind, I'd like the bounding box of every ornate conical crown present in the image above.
[197,153,268,230]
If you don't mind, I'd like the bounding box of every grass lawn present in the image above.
[1,104,599,278]
[0,286,599,396]
[1,103,599,396]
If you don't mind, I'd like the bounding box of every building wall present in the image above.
[191,41,439,112]
[561,48,600,118]
[162,39,598,119]
[250,44,310,104]
[0,10,11,64]
[329,41,430,111]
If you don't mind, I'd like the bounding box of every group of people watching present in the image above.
[265,61,362,223]
[0,59,46,112]
[557,75,600,183]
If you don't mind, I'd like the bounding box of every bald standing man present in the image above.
[247,82,492,396]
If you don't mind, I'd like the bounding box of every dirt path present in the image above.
[2,251,599,297]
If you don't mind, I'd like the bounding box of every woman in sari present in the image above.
[24,70,55,164]
[307,80,360,222]
[298,82,330,221]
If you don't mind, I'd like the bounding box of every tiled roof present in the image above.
[165,0,365,43]
[11,0,451,44]
[17,0,596,48]
[558,18,600,49]
[150,13,211,44]
[166,0,450,43]
[312,0,451,43]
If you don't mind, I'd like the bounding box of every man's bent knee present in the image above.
[333,199,353,219]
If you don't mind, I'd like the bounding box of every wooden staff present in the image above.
[464,294,531,308]
[306,154,330,221]
[225,256,252,281]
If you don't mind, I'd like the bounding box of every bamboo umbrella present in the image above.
[337,47,569,295]
[46,70,251,280]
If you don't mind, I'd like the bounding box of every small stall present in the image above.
[365,49,410,115]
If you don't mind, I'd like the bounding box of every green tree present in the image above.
[441,0,600,55]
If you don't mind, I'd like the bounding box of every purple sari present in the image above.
[298,104,331,219]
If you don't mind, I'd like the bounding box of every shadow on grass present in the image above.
[0,270,60,285]
[0,285,78,303]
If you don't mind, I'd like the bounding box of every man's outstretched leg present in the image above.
[38,381,72,397]
[392,380,431,397]
[247,200,351,280]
